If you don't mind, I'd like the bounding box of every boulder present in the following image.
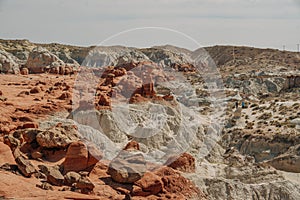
[62,141,89,174]
[134,172,164,196]
[62,141,101,174]
[38,165,64,186]
[74,177,95,194]
[64,171,81,186]
[86,144,102,168]
[25,47,65,74]
[0,50,19,74]
[15,156,35,177]
[30,86,41,94]
[36,182,54,191]
[108,151,146,183]
[154,166,200,197]
[0,142,16,165]
[36,124,79,148]
[166,152,195,173]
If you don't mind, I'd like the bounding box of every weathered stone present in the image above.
[36,124,79,148]
[38,165,64,186]
[36,182,54,190]
[4,135,20,151]
[108,151,146,183]
[15,156,35,177]
[22,129,41,143]
[64,171,81,186]
[25,47,65,74]
[0,50,19,74]
[134,172,164,196]
[74,177,95,194]
[62,141,88,174]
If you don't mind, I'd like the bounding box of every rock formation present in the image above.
[0,50,19,74]
[0,40,299,199]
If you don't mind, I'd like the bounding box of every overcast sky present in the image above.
[0,0,300,50]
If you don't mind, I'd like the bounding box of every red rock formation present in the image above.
[129,93,148,104]
[154,166,201,198]
[166,152,196,173]
[62,141,101,174]
[124,141,140,151]
[98,94,111,107]
[0,141,16,165]
[133,172,164,196]
[62,141,89,174]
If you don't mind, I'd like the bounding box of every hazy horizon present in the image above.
[1,0,300,51]
[2,37,300,53]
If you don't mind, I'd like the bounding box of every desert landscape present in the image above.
[0,39,300,200]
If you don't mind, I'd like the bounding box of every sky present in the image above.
[0,0,300,51]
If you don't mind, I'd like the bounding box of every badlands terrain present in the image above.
[0,39,300,200]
